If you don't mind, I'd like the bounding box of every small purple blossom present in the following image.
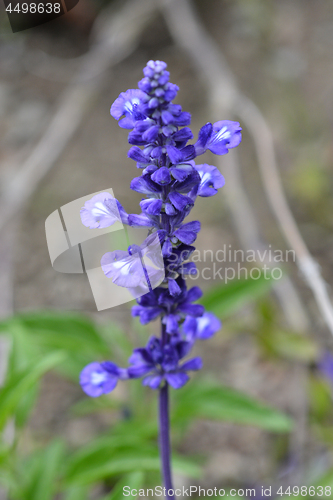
[110,89,147,129]
[194,164,225,197]
[182,312,222,341]
[101,250,145,288]
[173,220,201,245]
[80,361,125,397]
[101,239,164,294]
[131,277,204,333]
[318,352,333,384]
[128,336,202,389]
[195,120,242,156]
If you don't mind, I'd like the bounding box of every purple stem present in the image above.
[159,323,175,499]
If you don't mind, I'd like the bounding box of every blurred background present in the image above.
[0,0,333,498]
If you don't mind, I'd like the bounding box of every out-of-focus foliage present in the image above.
[0,275,297,498]
[201,272,274,318]
[172,379,292,432]
[253,301,319,363]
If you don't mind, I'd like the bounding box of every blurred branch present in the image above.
[0,0,157,234]
[161,0,310,332]
[160,0,313,482]
[237,97,333,335]
[161,0,333,337]
[222,150,309,331]
[0,3,156,498]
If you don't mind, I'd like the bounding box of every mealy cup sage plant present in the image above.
[79,60,242,498]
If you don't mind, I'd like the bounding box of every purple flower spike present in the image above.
[81,60,242,412]
[79,60,246,500]
[80,192,127,229]
[80,362,120,397]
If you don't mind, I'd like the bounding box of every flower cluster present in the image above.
[80,60,242,397]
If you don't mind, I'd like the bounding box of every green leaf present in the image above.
[308,375,332,422]
[66,449,200,487]
[7,322,36,376]
[172,379,293,433]
[65,421,201,488]
[102,471,145,500]
[64,417,159,480]
[63,486,89,500]
[258,329,319,362]
[0,468,17,491]
[0,351,66,430]
[172,455,202,478]
[22,439,65,500]
[65,435,155,480]
[14,382,39,428]
[66,452,161,486]
[0,311,108,356]
[0,312,112,380]
[201,274,274,318]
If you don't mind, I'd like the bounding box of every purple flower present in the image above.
[183,312,222,342]
[101,250,145,288]
[194,164,225,197]
[132,290,164,324]
[140,198,163,215]
[128,336,202,389]
[110,89,147,129]
[169,192,194,211]
[170,163,194,182]
[80,192,128,229]
[80,361,125,397]
[173,221,201,245]
[151,167,172,185]
[131,278,203,331]
[173,282,204,318]
[128,213,159,228]
[318,352,333,384]
[195,120,242,156]
[130,175,162,195]
[101,246,164,293]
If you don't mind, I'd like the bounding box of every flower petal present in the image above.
[165,372,189,389]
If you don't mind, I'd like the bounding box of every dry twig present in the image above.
[160,0,314,482]
[0,2,157,498]
[0,0,157,233]
[161,0,311,332]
